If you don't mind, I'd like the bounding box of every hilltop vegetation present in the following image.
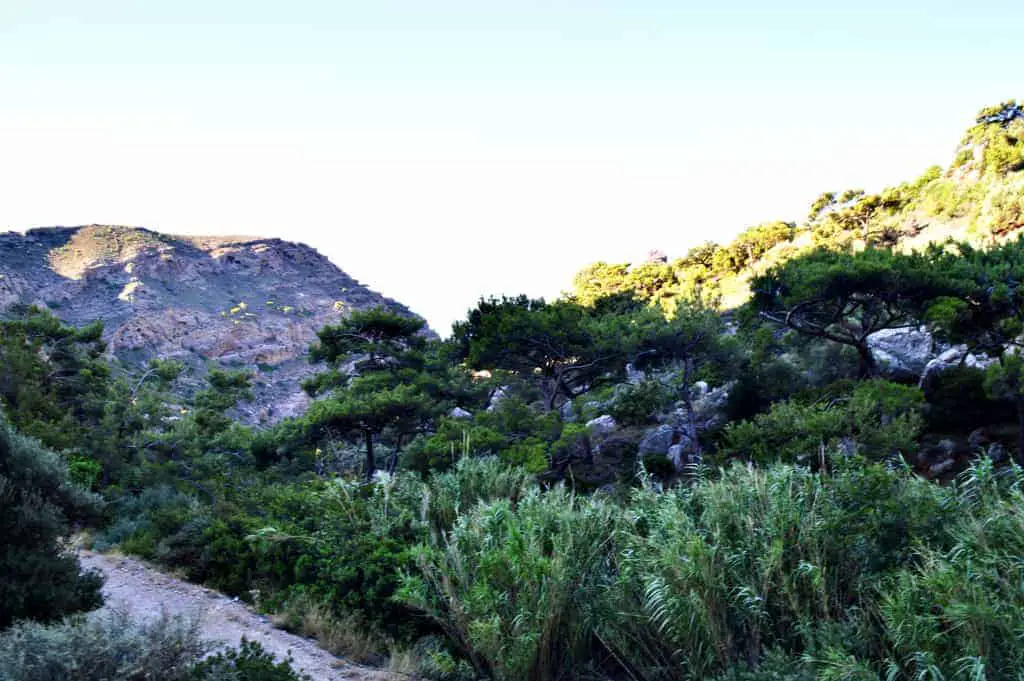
[573,101,1024,312]
[4,101,1024,680]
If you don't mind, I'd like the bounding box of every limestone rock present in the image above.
[867,327,935,380]
[449,407,473,420]
[486,386,510,412]
[625,363,646,385]
[638,424,675,456]
[586,415,618,438]
[987,442,1008,463]
[920,345,996,389]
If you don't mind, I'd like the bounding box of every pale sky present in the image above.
[1,1,1021,334]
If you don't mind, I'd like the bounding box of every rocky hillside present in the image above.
[0,225,426,423]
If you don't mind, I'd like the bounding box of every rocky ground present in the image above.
[78,550,400,681]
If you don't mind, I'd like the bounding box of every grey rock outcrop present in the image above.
[920,345,996,389]
[868,327,935,380]
[486,386,510,412]
[586,415,618,438]
[638,424,676,456]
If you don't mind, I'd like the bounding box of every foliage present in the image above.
[752,247,963,376]
[607,380,672,427]
[0,610,308,681]
[398,486,620,681]
[923,364,1014,432]
[958,100,1024,175]
[0,611,207,681]
[722,380,924,465]
[712,221,795,273]
[190,637,312,681]
[303,307,445,479]
[0,415,104,628]
[0,307,109,452]
[925,238,1024,462]
[453,295,632,410]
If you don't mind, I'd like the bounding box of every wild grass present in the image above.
[270,593,386,665]
[399,457,1024,680]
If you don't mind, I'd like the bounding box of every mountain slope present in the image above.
[572,100,1024,312]
[0,225,426,423]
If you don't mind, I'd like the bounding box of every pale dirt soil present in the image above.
[78,550,401,681]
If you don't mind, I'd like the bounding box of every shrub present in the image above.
[270,594,385,665]
[422,457,533,534]
[0,610,207,681]
[0,610,311,681]
[924,365,1014,431]
[0,416,104,628]
[190,637,312,681]
[722,380,924,465]
[879,460,1024,679]
[607,380,672,427]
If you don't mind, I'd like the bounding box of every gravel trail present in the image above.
[79,550,399,681]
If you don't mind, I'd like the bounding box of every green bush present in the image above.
[878,460,1024,679]
[0,611,310,681]
[607,380,672,427]
[0,611,207,681]
[924,365,1015,431]
[190,637,311,681]
[0,417,104,628]
[722,380,923,465]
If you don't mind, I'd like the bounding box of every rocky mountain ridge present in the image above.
[0,225,426,423]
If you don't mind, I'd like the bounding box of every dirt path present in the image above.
[79,551,399,681]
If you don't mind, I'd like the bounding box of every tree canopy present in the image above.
[752,247,964,376]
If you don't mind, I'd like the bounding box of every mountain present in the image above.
[0,225,427,423]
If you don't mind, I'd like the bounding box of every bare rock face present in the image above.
[0,225,430,424]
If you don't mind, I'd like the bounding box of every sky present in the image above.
[1,1,1022,334]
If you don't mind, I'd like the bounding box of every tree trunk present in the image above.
[544,372,563,412]
[856,343,878,379]
[364,430,376,481]
[1017,396,1024,469]
[680,358,703,461]
[387,434,405,474]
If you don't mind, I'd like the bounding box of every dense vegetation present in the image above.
[4,101,1024,680]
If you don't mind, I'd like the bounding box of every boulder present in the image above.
[668,381,733,434]
[638,424,675,456]
[586,415,617,438]
[449,407,472,420]
[867,327,935,380]
[486,386,510,412]
[987,442,1008,464]
[921,438,958,478]
[968,428,990,451]
[920,345,996,389]
[667,442,701,471]
[691,381,710,400]
[559,400,576,422]
[928,458,956,478]
[625,363,646,385]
